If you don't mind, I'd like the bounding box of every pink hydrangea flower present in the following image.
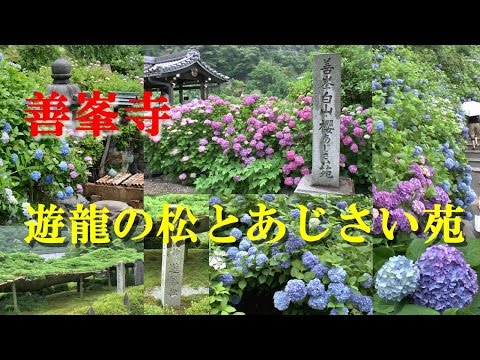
[284,177,294,186]
[198,146,206,153]
[67,163,75,170]
[348,165,357,174]
[179,173,187,180]
[342,136,353,146]
[76,184,83,193]
[181,156,189,162]
[294,177,301,185]
[350,143,359,153]
[286,150,296,161]
[172,148,179,156]
[70,171,78,178]
[151,135,161,143]
[294,155,305,165]
[353,127,363,137]
[340,153,347,163]
[301,166,310,175]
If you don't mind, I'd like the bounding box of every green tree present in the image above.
[246,60,290,97]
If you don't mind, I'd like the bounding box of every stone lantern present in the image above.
[46,58,81,132]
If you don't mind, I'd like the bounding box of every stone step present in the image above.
[466,150,480,160]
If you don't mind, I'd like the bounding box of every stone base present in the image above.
[294,175,355,195]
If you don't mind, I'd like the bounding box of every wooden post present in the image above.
[107,268,111,288]
[200,82,206,99]
[179,82,183,104]
[79,276,84,299]
[12,282,18,313]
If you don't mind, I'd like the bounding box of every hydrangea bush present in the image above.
[209,194,373,315]
[145,94,372,195]
[375,246,479,314]
[0,55,92,223]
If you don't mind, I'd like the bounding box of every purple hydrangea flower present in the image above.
[413,245,478,312]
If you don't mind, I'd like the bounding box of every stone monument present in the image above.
[116,262,126,293]
[295,54,354,195]
[134,259,144,286]
[160,205,186,309]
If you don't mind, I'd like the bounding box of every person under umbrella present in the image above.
[461,101,480,149]
[468,115,480,149]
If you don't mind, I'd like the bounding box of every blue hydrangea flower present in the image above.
[375,255,419,301]
[270,245,280,256]
[350,293,373,313]
[217,274,234,286]
[256,253,268,267]
[413,245,478,311]
[444,149,454,159]
[240,214,252,225]
[57,191,66,200]
[285,279,307,303]
[285,234,305,254]
[45,174,54,184]
[231,294,241,305]
[328,266,347,283]
[306,278,325,297]
[239,238,252,251]
[302,251,319,270]
[226,246,239,260]
[336,201,348,210]
[59,161,67,171]
[290,198,300,204]
[465,211,473,221]
[440,180,450,192]
[330,307,349,315]
[465,190,476,206]
[60,140,70,156]
[424,114,430,121]
[290,209,300,218]
[360,273,373,289]
[247,246,258,255]
[246,254,255,268]
[403,86,411,92]
[306,202,314,209]
[230,228,243,240]
[312,263,329,279]
[65,186,74,197]
[308,294,328,310]
[413,146,423,156]
[11,153,18,164]
[273,291,290,311]
[327,283,351,302]
[209,196,221,206]
[273,252,290,269]
[30,171,41,182]
[3,121,12,133]
[376,120,384,132]
[371,63,379,71]
[454,198,464,207]
[262,194,276,202]
[445,158,455,170]
[34,149,43,160]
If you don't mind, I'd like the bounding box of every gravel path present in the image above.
[144,177,196,195]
